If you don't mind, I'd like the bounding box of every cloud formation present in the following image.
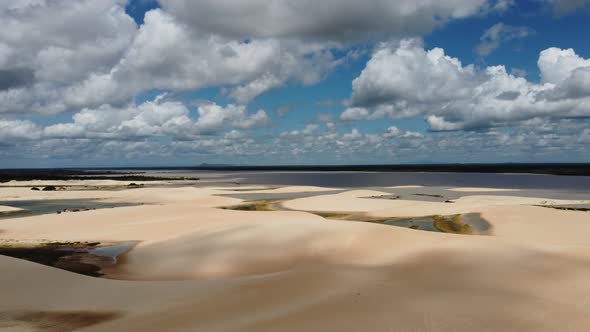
[158,0,502,42]
[0,0,588,166]
[0,0,136,114]
[547,0,590,15]
[42,96,270,140]
[476,23,534,57]
[345,39,590,131]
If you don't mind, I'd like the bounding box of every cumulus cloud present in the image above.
[158,0,505,42]
[0,119,41,141]
[384,126,424,139]
[64,9,346,108]
[43,96,269,139]
[476,23,534,57]
[280,124,319,138]
[546,0,590,15]
[195,103,270,134]
[0,0,517,116]
[0,0,136,114]
[344,39,590,131]
[0,2,346,113]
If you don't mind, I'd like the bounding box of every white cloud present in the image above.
[0,0,136,114]
[384,126,424,138]
[538,47,590,84]
[345,39,590,131]
[280,124,319,138]
[546,0,590,15]
[341,107,371,121]
[0,0,517,116]
[195,103,270,134]
[476,23,533,57]
[0,119,41,141]
[158,0,503,42]
[67,9,345,107]
[43,97,269,139]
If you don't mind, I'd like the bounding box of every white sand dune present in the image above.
[283,190,589,217]
[0,205,21,213]
[1,183,590,331]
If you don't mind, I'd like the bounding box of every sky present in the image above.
[1,0,590,167]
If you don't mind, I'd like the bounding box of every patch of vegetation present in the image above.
[0,169,199,183]
[0,310,122,332]
[362,195,400,200]
[414,193,444,198]
[311,211,355,219]
[0,241,115,277]
[30,187,40,191]
[42,186,57,191]
[534,205,590,212]
[188,163,590,176]
[221,200,279,211]
[432,214,473,235]
[0,247,102,277]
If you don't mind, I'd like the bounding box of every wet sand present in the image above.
[1,181,590,331]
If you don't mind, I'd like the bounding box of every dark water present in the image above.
[90,241,138,263]
[0,199,138,219]
[135,169,590,192]
[235,172,590,192]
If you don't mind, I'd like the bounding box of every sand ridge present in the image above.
[1,183,590,331]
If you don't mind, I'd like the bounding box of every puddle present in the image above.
[0,241,138,277]
[220,199,284,212]
[90,241,138,264]
[0,199,140,220]
[220,198,492,235]
[382,217,439,232]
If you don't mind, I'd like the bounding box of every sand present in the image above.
[0,205,21,213]
[1,182,590,331]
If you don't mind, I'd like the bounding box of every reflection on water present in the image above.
[235,172,590,192]
[0,199,138,220]
[90,241,138,263]
[384,217,438,232]
[0,241,138,277]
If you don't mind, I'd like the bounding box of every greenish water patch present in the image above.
[220,199,283,212]
[0,199,140,220]
[432,214,473,234]
[0,241,137,277]
[219,198,491,235]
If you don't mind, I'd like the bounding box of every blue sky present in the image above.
[1,0,590,167]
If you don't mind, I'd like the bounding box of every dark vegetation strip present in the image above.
[0,241,123,277]
[534,205,590,212]
[0,169,199,183]
[0,310,122,332]
[180,163,590,176]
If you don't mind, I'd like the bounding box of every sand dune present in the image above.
[1,183,590,331]
[0,205,21,213]
[283,189,589,217]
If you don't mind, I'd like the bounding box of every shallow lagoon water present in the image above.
[0,199,138,219]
